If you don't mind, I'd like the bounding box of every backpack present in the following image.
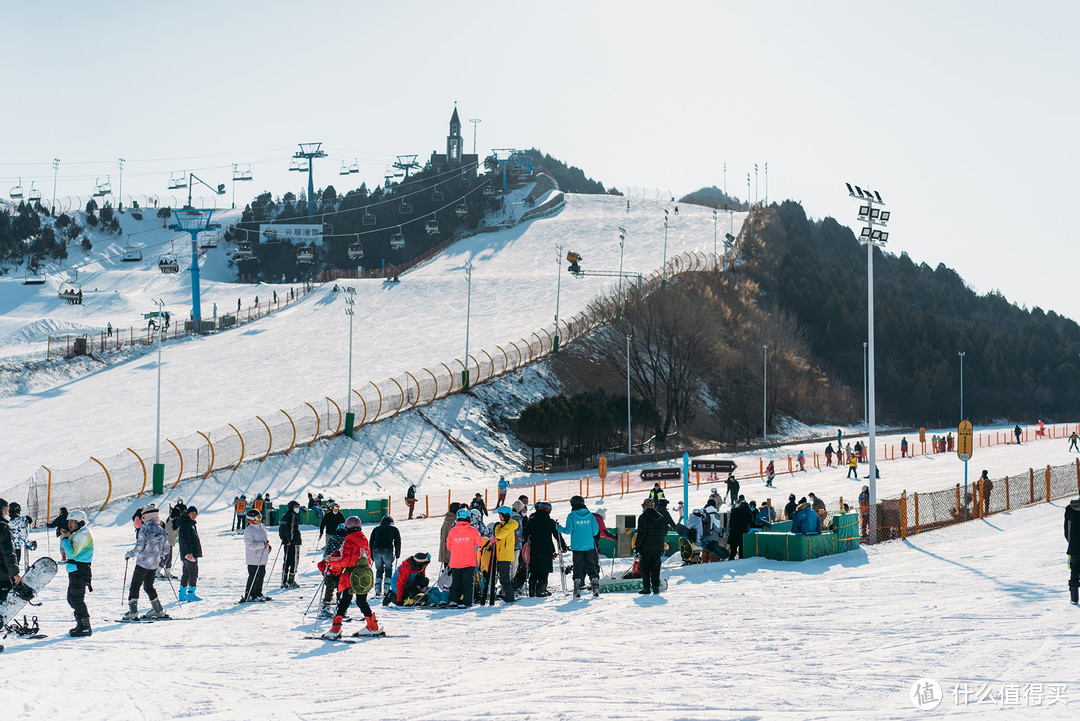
[700,513,712,540]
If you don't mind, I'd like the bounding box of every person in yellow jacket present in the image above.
[493,506,519,603]
[847,451,858,479]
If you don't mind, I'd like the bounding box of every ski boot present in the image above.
[573,579,583,598]
[143,598,168,619]
[185,586,203,602]
[122,600,140,621]
[638,586,650,595]
[288,574,300,589]
[322,615,344,640]
[69,615,92,637]
[361,614,381,634]
[591,580,601,597]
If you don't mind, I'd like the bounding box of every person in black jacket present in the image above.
[784,494,798,521]
[725,474,740,505]
[47,507,70,538]
[470,493,488,518]
[319,503,345,546]
[1066,498,1080,605]
[635,498,668,595]
[278,501,302,589]
[175,506,203,601]
[522,501,562,596]
[0,498,23,606]
[368,515,401,596]
[728,496,753,560]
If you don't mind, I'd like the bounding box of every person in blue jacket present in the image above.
[791,501,822,535]
[60,509,95,637]
[556,495,600,597]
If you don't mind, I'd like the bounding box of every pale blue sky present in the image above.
[2,0,1077,321]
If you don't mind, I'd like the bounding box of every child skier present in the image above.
[123,503,169,620]
[323,516,380,639]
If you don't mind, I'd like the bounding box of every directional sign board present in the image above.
[957,420,973,462]
[691,459,737,474]
[641,468,682,482]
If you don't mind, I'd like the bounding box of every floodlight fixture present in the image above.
[858,205,870,220]
[869,207,880,220]
[860,227,872,240]
[879,210,891,223]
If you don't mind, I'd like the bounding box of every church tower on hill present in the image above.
[429,104,478,177]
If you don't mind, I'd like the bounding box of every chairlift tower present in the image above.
[292,142,327,222]
[393,155,420,180]
[172,172,226,333]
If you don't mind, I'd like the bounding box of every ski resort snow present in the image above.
[0,190,1077,720]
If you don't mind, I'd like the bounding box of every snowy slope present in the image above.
[0,194,743,484]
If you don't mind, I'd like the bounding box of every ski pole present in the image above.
[163,570,182,608]
[122,557,130,604]
[266,543,282,587]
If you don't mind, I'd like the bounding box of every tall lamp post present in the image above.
[463,261,473,390]
[117,158,125,210]
[554,245,563,353]
[344,287,356,435]
[762,344,768,443]
[50,158,60,217]
[845,182,891,543]
[662,209,669,284]
[617,227,626,297]
[712,209,718,268]
[958,351,965,421]
[152,298,167,494]
[626,334,633,458]
[864,341,868,429]
[469,118,481,155]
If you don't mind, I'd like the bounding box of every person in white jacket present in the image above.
[242,509,272,602]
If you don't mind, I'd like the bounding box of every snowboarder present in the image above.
[1066,498,1080,605]
[323,516,380,639]
[556,495,601,597]
[368,515,401,597]
[765,460,775,487]
[241,508,272,602]
[7,502,35,570]
[492,506,518,603]
[278,500,302,589]
[176,506,203,602]
[635,498,667,594]
[59,509,94,636]
[445,508,485,607]
[405,484,417,520]
[0,498,23,605]
[123,504,169,620]
[523,501,561,597]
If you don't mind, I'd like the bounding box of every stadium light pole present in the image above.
[762,344,768,443]
[712,209,718,268]
[958,351,965,421]
[469,118,481,155]
[344,287,356,436]
[463,261,473,390]
[626,333,633,458]
[152,297,166,494]
[554,245,563,354]
[864,341,868,429]
[50,158,60,216]
[662,209,669,284]
[846,182,891,543]
[618,227,626,298]
[117,158,125,210]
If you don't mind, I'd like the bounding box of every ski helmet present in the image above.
[246,508,262,522]
[412,552,431,566]
[381,515,394,525]
[497,505,512,516]
[344,516,362,530]
[68,509,89,526]
[534,501,552,513]
[456,508,471,521]
[8,501,21,517]
[570,495,585,509]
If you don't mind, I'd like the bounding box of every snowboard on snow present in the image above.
[0,557,58,626]
[598,576,669,594]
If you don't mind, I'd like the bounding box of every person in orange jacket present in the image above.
[323,516,379,639]
[446,508,486,607]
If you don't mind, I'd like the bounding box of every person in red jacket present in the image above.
[324,516,379,638]
[593,508,616,542]
[445,508,486,607]
[387,552,431,605]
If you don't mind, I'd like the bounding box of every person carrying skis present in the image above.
[405,484,417,520]
[318,502,345,547]
[0,498,22,606]
[324,516,380,639]
[497,476,509,507]
[386,552,432,606]
[635,498,667,594]
[523,501,561,597]
[60,509,94,636]
[493,506,519,603]
[445,508,485,608]
[241,508,272,602]
[369,515,401,597]
[123,503,169,620]
[7,502,35,569]
[557,495,601,598]
[176,506,203,602]
[765,460,775,487]
[278,500,302,589]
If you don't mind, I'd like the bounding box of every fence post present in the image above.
[914,491,920,535]
[1029,468,1035,504]
[447,489,451,513]
[544,477,548,501]
[955,484,961,518]
[485,489,489,508]
[601,476,605,498]
[1004,476,1010,510]
[1045,465,1052,503]
[900,492,907,540]
[426,496,429,518]
[532,483,536,504]
[586,475,590,498]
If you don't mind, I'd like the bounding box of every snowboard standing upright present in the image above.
[0,557,58,627]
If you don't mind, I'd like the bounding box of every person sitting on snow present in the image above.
[385,552,432,606]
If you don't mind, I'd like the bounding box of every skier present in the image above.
[1066,497,1080,605]
[523,501,561,597]
[323,516,380,639]
[1014,424,1023,444]
[368,515,401,597]
[0,498,22,605]
[445,508,485,608]
[318,502,345,547]
[557,495,601,598]
[230,495,239,532]
[1070,432,1079,452]
[847,450,859,479]
[47,507,69,538]
[825,443,834,467]
[492,506,519,603]
[123,503,168,620]
[317,521,348,616]
[159,504,180,579]
[510,500,528,594]
[278,500,302,589]
[725,473,740,505]
[635,498,667,594]
[59,509,94,636]
[234,495,247,533]
[7,502,35,569]
[439,503,463,571]
[765,460,775,487]
[241,508,272,602]
[405,484,417,520]
[176,506,203,602]
[797,450,806,472]
[497,476,509,507]
[387,552,432,606]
